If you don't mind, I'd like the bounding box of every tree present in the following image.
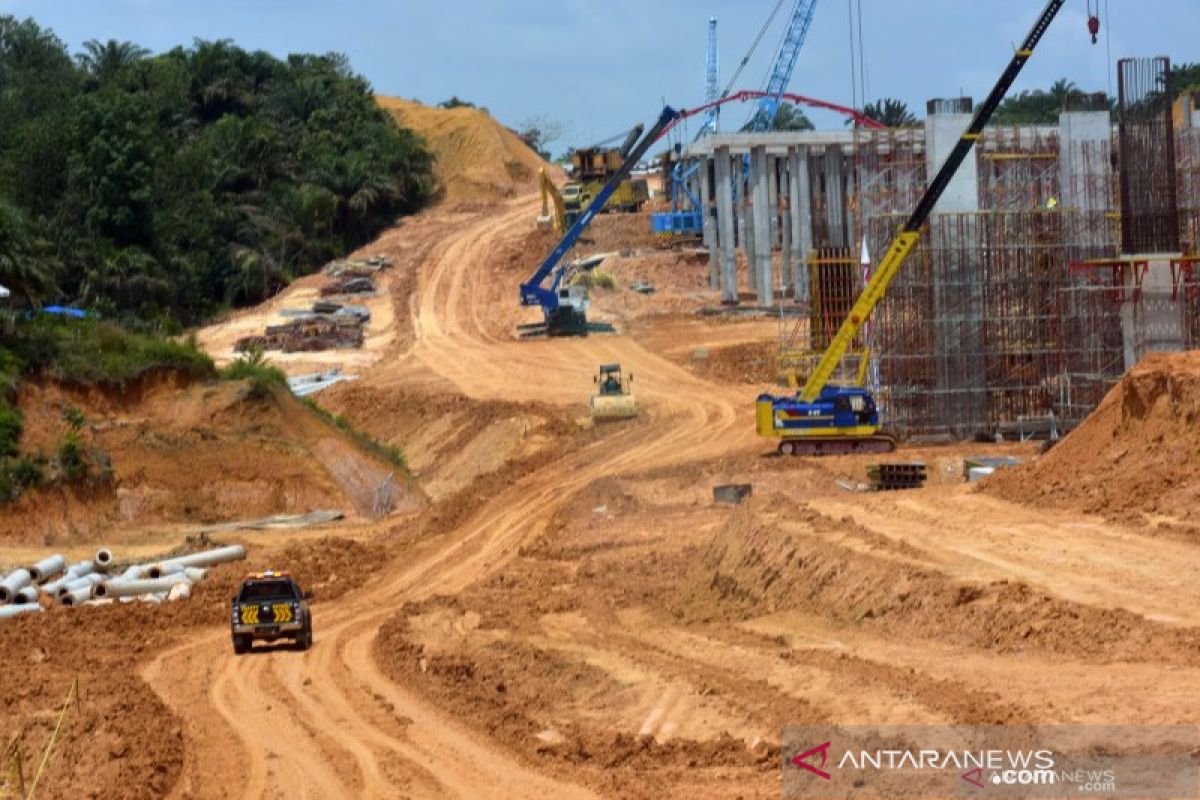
[517,115,565,160]
[438,96,475,109]
[741,102,814,132]
[0,196,53,304]
[1172,63,1200,96]
[993,78,1105,124]
[76,39,149,81]
[859,98,918,128]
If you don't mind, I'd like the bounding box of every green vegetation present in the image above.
[859,98,918,128]
[2,317,214,386]
[301,397,407,471]
[571,269,615,291]
[0,316,216,501]
[1172,63,1200,95]
[993,79,1111,124]
[0,17,435,326]
[742,102,814,132]
[220,346,287,396]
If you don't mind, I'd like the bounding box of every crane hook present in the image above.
[1086,0,1100,44]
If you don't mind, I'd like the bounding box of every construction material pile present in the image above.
[0,544,246,618]
[868,462,927,491]
[236,316,364,353]
[326,255,392,276]
[984,351,1200,519]
[320,275,376,296]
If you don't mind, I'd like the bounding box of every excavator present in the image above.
[536,168,566,232]
[757,0,1066,455]
[520,107,679,335]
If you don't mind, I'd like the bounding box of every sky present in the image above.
[1,0,1197,155]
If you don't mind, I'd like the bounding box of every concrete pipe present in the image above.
[67,560,95,577]
[183,567,207,583]
[117,565,145,581]
[59,574,103,597]
[145,563,185,580]
[0,569,33,603]
[42,574,75,596]
[153,544,246,572]
[28,555,66,584]
[61,586,95,606]
[0,603,44,618]
[13,586,39,604]
[94,548,114,572]
[93,574,190,600]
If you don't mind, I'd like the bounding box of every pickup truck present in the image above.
[230,571,312,654]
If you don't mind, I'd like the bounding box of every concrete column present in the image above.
[1122,260,1187,369]
[790,146,812,304]
[700,157,718,290]
[742,171,756,291]
[780,157,792,297]
[714,146,738,304]
[767,155,780,250]
[751,145,773,306]
[926,97,982,434]
[1058,110,1114,254]
[925,98,979,213]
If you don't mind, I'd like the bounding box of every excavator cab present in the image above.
[590,364,638,421]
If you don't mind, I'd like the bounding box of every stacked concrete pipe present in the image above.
[27,554,66,584]
[0,568,32,603]
[1,543,244,615]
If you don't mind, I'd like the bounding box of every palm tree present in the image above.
[860,98,919,128]
[76,39,150,81]
[0,197,53,305]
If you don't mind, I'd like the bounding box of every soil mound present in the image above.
[984,352,1200,521]
[0,373,422,540]
[377,96,550,203]
[676,497,1200,666]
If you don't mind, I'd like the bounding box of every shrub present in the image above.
[57,429,87,481]
[0,403,21,458]
[220,347,287,396]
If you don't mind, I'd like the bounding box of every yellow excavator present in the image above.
[537,168,566,232]
[590,364,638,420]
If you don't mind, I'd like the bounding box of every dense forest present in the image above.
[0,17,435,328]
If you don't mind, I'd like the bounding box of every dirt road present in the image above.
[142,195,1200,799]
[144,197,760,798]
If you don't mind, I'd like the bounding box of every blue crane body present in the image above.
[758,0,1066,455]
[697,17,720,137]
[750,0,819,131]
[521,106,679,335]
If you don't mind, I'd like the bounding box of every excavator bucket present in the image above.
[590,391,638,421]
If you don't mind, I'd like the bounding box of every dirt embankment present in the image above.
[984,351,1200,526]
[0,535,389,800]
[377,96,551,204]
[0,372,422,542]
[675,495,1200,667]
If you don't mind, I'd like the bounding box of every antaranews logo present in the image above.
[790,741,833,781]
[782,725,1199,800]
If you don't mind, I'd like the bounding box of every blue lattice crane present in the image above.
[697,17,720,137]
[749,0,819,131]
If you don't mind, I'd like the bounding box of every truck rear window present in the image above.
[238,580,296,602]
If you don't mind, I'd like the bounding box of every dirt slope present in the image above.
[985,351,1200,522]
[0,374,421,541]
[377,96,551,203]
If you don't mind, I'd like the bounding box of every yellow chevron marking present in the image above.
[272,604,293,624]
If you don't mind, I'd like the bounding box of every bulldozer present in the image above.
[590,364,638,421]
